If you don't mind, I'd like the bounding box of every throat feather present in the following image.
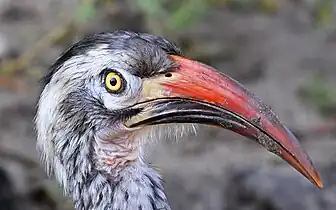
[59,132,170,210]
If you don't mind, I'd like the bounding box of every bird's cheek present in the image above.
[102,89,142,110]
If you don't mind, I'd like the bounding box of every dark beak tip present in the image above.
[316,176,324,189]
[279,147,323,189]
[309,172,324,189]
[310,167,324,189]
[272,125,323,189]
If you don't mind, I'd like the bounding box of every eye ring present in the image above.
[104,70,125,93]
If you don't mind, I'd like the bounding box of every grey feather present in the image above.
[35,30,188,210]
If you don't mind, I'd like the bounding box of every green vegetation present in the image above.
[315,0,334,28]
[299,75,336,117]
[135,0,210,35]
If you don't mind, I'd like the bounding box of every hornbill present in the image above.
[35,30,323,210]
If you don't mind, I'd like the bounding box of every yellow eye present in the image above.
[105,72,123,92]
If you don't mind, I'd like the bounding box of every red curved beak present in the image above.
[163,55,323,188]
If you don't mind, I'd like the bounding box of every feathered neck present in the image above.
[50,131,171,210]
[35,86,172,209]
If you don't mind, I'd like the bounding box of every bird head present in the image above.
[35,31,322,194]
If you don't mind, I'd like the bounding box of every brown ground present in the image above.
[0,0,335,210]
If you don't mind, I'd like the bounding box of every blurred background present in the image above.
[0,0,336,209]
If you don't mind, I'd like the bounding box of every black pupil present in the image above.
[110,77,117,86]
